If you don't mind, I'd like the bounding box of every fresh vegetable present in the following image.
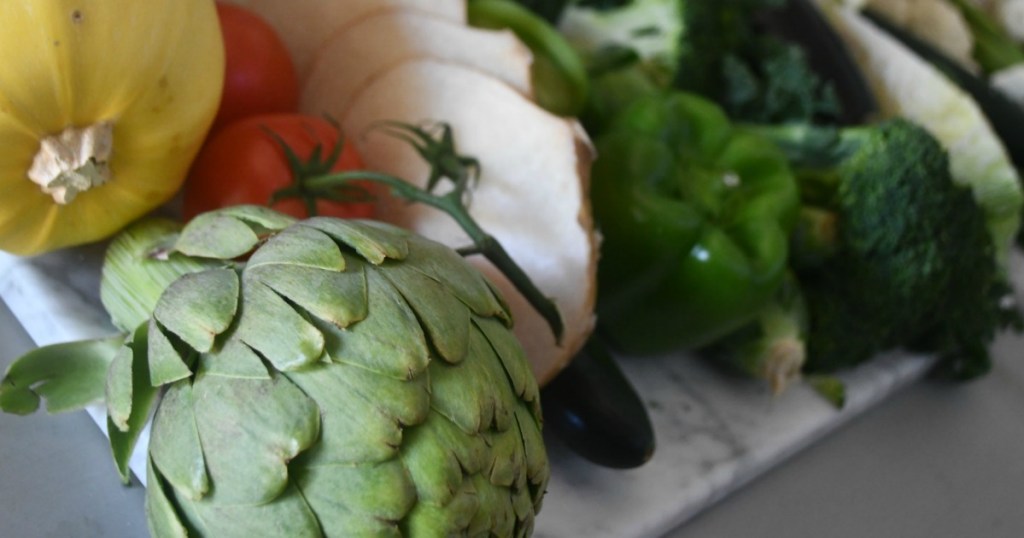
[700,272,808,394]
[949,0,1024,71]
[861,9,1024,199]
[817,0,1024,266]
[3,206,549,536]
[212,3,299,132]
[469,0,591,116]
[590,91,799,355]
[541,336,656,469]
[222,0,466,79]
[318,58,599,386]
[0,0,224,256]
[301,9,532,121]
[181,114,375,221]
[4,122,580,532]
[565,0,868,132]
[856,0,980,70]
[749,118,1015,377]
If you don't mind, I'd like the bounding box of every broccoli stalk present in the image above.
[744,119,1018,378]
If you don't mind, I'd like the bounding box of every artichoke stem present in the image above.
[28,121,114,204]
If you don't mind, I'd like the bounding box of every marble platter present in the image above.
[1,243,961,538]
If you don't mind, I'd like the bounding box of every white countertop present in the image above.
[4,295,1024,538]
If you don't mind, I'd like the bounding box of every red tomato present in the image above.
[213,3,299,132]
[183,114,378,221]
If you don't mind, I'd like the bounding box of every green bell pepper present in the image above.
[592,92,799,355]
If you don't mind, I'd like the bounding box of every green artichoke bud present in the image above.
[4,205,549,537]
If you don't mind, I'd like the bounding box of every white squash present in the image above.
[222,0,466,78]
[338,59,598,385]
[302,10,533,119]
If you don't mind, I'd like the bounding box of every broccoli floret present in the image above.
[749,119,1017,376]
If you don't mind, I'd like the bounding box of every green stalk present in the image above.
[273,122,565,344]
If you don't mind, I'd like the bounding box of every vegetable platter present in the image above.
[4,0,1024,536]
[0,243,938,537]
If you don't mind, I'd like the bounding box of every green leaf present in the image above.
[144,457,191,538]
[514,405,550,493]
[100,218,213,332]
[149,380,209,500]
[0,336,121,415]
[198,338,271,380]
[107,323,161,483]
[235,279,325,372]
[249,263,367,329]
[405,235,510,322]
[285,360,428,465]
[429,327,518,434]
[175,483,322,538]
[215,204,298,232]
[247,224,346,272]
[297,459,416,537]
[175,213,262,260]
[469,472,522,536]
[105,339,136,432]
[399,409,488,506]
[304,218,409,265]
[402,477,485,537]
[382,262,472,364]
[154,268,240,353]
[474,316,539,405]
[318,264,429,380]
[147,318,192,387]
[191,372,320,504]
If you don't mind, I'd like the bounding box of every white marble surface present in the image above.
[0,242,952,537]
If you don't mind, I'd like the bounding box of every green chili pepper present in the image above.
[592,92,799,355]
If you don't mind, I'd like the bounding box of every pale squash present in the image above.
[0,0,224,256]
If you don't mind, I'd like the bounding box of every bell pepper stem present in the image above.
[300,148,565,344]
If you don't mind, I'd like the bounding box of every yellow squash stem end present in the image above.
[28,121,114,204]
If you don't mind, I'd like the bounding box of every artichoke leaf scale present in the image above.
[284,362,420,466]
[428,325,519,435]
[296,459,416,537]
[149,380,208,500]
[175,213,263,260]
[402,475,484,537]
[145,457,191,538]
[381,261,472,365]
[403,235,511,322]
[319,265,430,380]
[153,267,240,353]
[198,338,271,380]
[249,263,368,330]
[106,323,161,482]
[234,278,325,372]
[147,317,193,387]
[474,316,539,406]
[190,372,320,505]
[304,217,410,265]
[173,482,323,538]
[246,224,346,272]
[399,408,487,506]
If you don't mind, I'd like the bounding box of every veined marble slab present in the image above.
[0,245,948,537]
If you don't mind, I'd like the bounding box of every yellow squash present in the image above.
[0,0,224,256]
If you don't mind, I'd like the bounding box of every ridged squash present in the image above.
[0,0,224,256]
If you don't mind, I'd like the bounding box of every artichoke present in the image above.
[1,205,549,537]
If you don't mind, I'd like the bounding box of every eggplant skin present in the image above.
[541,338,655,469]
